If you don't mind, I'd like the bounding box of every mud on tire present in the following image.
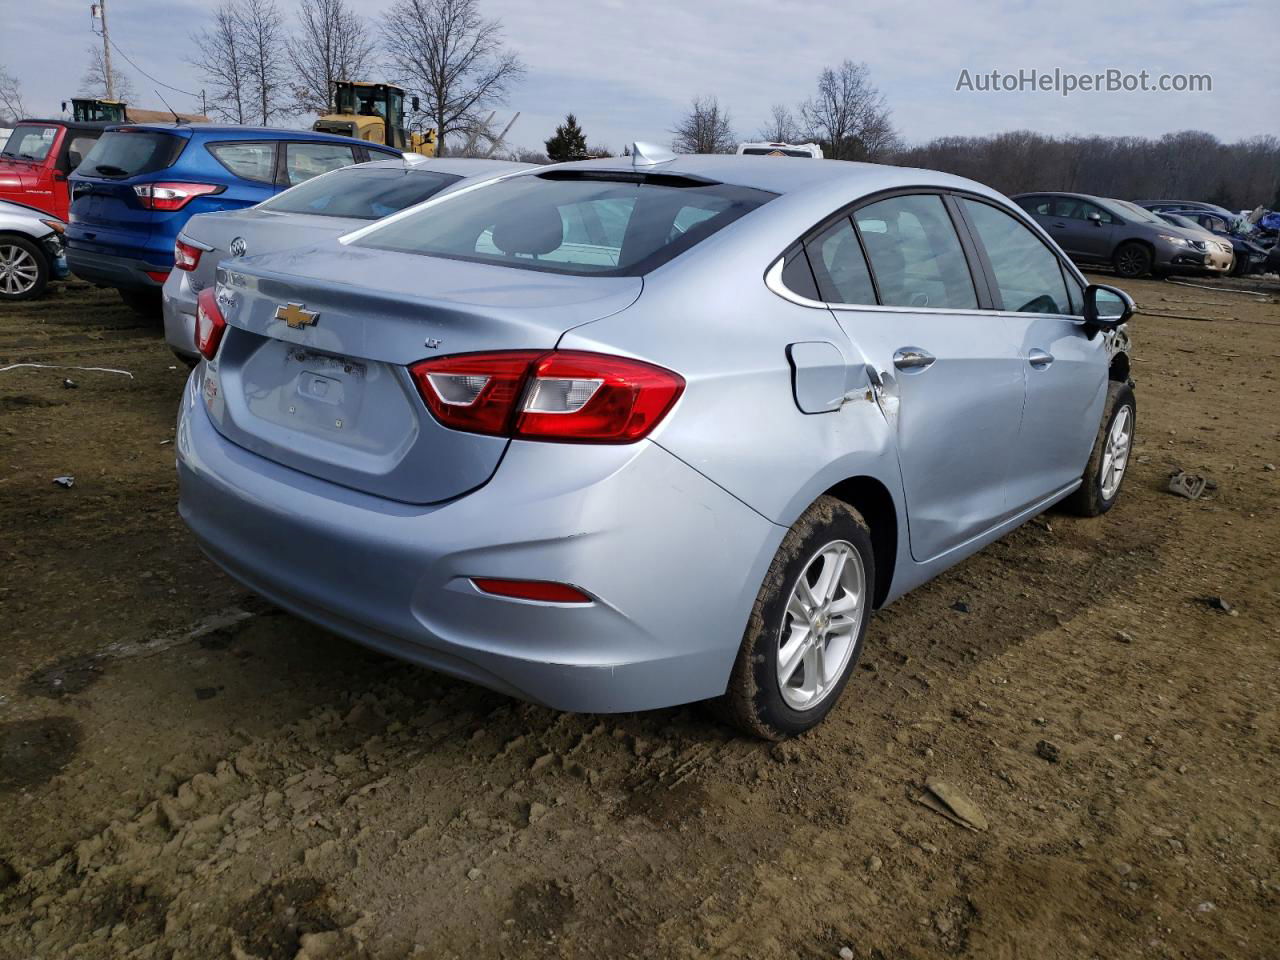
[1063,379,1136,517]
[716,495,876,740]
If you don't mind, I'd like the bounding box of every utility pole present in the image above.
[92,1,115,100]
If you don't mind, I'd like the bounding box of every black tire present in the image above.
[118,287,162,318]
[1113,242,1152,279]
[0,235,50,301]
[717,496,876,740]
[1063,380,1136,517]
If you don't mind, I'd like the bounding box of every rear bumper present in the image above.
[176,372,783,713]
[162,269,200,362]
[65,246,170,290]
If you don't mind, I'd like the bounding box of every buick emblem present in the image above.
[229,236,247,258]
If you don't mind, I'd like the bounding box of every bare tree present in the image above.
[288,0,377,116]
[801,60,898,161]
[78,45,136,102]
[240,0,290,125]
[671,95,735,154]
[381,0,525,157]
[758,103,801,144]
[0,63,27,124]
[190,3,251,123]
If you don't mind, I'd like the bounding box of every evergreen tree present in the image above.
[545,113,587,161]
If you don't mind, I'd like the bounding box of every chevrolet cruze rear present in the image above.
[178,152,1136,738]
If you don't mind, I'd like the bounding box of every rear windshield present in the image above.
[78,130,185,179]
[355,172,775,276]
[259,166,463,220]
[2,124,59,162]
[742,147,812,157]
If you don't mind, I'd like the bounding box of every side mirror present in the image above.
[1083,283,1134,330]
[1087,211,1102,225]
[411,95,420,112]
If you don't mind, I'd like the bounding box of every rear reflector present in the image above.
[145,270,171,283]
[194,287,227,361]
[134,182,223,211]
[471,578,592,604]
[174,238,202,271]
[409,350,684,443]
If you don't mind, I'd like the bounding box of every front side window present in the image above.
[853,194,977,309]
[357,172,774,276]
[284,142,357,186]
[961,198,1071,314]
[258,167,462,219]
[209,142,276,183]
[805,218,875,305]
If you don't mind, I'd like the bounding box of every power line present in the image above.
[105,36,202,100]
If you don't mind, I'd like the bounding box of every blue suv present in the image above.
[66,124,400,312]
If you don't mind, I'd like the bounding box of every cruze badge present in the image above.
[276,302,318,329]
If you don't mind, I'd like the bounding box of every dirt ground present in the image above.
[0,275,1277,960]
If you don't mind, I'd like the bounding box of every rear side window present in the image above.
[2,124,58,162]
[78,130,185,179]
[961,198,1071,314]
[258,167,463,219]
[284,142,358,186]
[854,194,977,309]
[208,142,276,183]
[805,218,875,305]
[356,173,775,276]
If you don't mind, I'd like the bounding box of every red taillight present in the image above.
[145,270,171,283]
[194,287,227,361]
[409,350,684,443]
[471,578,592,604]
[134,182,223,211]
[174,238,202,271]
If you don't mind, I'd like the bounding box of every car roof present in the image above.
[104,122,396,146]
[15,118,111,133]
[528,154,1008,202]
[355,157,533,177]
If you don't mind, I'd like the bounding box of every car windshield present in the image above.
[258,166,463,220]
[78,129,185,179]
[354,171,775,276]
[1,124,59,162]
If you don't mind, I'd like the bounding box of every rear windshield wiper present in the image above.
[93,164,131,178]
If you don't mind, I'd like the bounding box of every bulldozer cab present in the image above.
[313,82,436,156]
[69,98,127,123]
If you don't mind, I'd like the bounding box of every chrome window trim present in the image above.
[764,257,1089,324]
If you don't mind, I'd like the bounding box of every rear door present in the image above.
[816,192,1025,562]
[955,196,1108,510]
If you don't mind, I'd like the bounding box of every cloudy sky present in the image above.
[4,0,1278,152]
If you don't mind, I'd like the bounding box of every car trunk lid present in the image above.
[203,244,642,503]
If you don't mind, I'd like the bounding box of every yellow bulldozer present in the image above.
[312,82,436,156]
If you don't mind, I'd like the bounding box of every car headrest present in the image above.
[490,204,564,256]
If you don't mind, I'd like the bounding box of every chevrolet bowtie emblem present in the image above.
[275,302,318,329]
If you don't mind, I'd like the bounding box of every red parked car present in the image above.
[0,119,107,221]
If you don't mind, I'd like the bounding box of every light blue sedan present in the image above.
[176,145,1136,738]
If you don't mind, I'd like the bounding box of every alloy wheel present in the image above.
[776,540,866,711]
[1100,405,1132,500]
[0,243,40,296]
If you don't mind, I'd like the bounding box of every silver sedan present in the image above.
[0,199,68,300]
[176,146,1136,738]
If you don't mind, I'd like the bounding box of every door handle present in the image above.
[892,347,935,371]
[1028,348,1054,368]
